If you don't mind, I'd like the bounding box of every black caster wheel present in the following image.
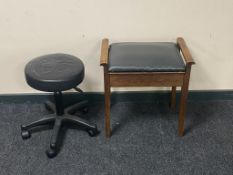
[21,130,31,140]
[50,143,56,149]
[20,124,26,130]
[46,148,57,158]
[87,127,99,137]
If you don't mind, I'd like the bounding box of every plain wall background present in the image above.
[0,0,233,94]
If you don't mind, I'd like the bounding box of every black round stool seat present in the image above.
[25,53,84,92]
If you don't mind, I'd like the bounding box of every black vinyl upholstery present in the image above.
[108,42,185,72]
[25,53,84,92]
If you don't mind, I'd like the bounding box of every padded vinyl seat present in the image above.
[108,42,185,72]
[25,53,84,92]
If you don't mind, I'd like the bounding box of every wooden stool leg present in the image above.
[178,66,191,136]
[170,86,176,110]
[104,67,111,138]
[178,85,188,136]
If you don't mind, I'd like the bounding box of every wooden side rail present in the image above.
[109,72,184,87]
[100,38,109,65]
[177,37,195,65]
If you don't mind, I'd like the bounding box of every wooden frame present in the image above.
[100,37,195,138]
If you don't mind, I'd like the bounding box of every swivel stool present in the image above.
[21,53,99,158]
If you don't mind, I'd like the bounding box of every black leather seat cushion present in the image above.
[108,42,185,72]
[25,53,84,92]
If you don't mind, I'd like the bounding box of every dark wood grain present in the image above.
[170,86,176,110]
[103,65,111,138]
[110,72,184,87]
[178,65,192,136]
[177,37,195,65]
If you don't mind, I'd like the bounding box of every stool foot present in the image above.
[46,147,58,158]
[87,126,99,137]
[49,118,62,149]
[45,101,56,113]
[21,115,56,130]
[64,100,88,114]
[21,130,31,140]
[64,114,99,136]
[21,99,99,158]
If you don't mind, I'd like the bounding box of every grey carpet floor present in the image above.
[0,100,232,175]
